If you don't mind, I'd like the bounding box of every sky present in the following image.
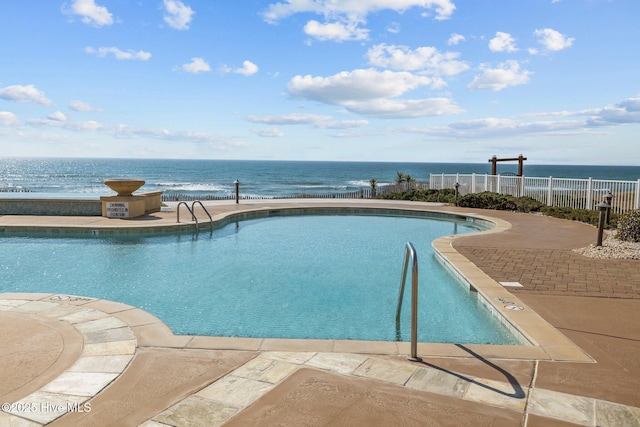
[0,0,639,165]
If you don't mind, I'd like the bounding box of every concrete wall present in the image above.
[0,199,103,216]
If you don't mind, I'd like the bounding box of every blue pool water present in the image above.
[0,213,518,344]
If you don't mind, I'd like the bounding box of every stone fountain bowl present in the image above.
[104,179,145,196]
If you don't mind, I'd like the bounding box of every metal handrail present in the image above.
[191,200,213,230]
[396,242,422,362]
[176,201,198,230]
[176,201,214,234]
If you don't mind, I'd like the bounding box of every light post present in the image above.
[234,180,240,204]
[596,202,610,246]
[605,191,614,225]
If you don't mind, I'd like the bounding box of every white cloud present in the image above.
[304,20,369,42]
[65,0,113,27]
[448,33,465,45]
[405,95,640,141]
[0,84,53,105]
[262,0,456,24]
[489,32,518,52]
[263,1,454,44]
[163,0,195,30]
[288,68,435,105]
[0,111,19,127]
[252,127,285,137]
[85,47,152,61]
[248,113,369,129]
[534,28,574,52]
[234,60,259,76]
[287,68,461,118]
[26,117,245,147]
[320,119,369,129]
[467,61,532,91]
[386,22,401,34]
[247,113,333,125]
[70,100,101,112]
[582,96,640,126]
[180,57,211,74]
[48,111,67,121]
[28,118,103,131]
[366,43,469,76]
[343,98,463,118]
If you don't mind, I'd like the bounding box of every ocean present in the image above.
[1,158,639,199]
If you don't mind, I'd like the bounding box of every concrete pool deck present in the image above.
[0,200,639,426]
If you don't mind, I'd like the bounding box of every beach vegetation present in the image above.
[616,209,640,242]
[377,188,456,203]
[378,189,619,228]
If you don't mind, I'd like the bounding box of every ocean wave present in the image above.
[346,180,373,187]
[156,182,229,192]
[292,184,347,190]
[347,180,393,187]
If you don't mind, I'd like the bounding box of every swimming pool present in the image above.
[0,211,519,344]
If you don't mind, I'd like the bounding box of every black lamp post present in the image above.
[604,191,614,225]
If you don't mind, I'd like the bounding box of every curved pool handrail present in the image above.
[191,200,213,231]
[396,242,422,362]
[176,201,198,230]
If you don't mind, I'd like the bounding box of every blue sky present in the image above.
[1,0,639,164]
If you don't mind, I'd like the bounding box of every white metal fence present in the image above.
[430,173,640,214]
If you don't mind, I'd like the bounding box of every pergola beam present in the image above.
[488,154,527,176]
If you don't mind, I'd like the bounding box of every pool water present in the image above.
[0,213,518,344]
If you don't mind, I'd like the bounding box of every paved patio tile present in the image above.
[232,357,299,384]
[405,366,470,398]
[196,375,274,408]
[72,316,128,333]
[596,400,640,427]
[10,391,88,424]
[80,339,136,357]
[305,352,368,375]
[353,358,417,385]
[153,395,239,427]
[40,372,119,397]
[528,388,594,426]
[463,377,528,412]
[67,355,133,374]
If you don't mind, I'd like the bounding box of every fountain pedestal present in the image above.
[100,179,162,218]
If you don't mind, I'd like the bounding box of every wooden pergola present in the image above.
[488,154,527,176]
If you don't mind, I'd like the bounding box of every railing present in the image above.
[191,200,213,230]
[396,242,422,362]
[430,173,640,214]
[161,182,429,203]
[176,201,214,233]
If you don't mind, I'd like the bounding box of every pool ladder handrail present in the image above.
[396,242,422,362]
[176,201,213,232]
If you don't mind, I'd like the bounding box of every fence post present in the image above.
[484,174,488,192]
[586,177,593,210]
[471,173,476,194]
[636,179,640,210]
[440,174,444,190]
[519,175,525,198]
[497,175,502,194]
[546,177,553,206]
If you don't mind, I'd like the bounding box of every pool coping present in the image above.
[0,200,594,364]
